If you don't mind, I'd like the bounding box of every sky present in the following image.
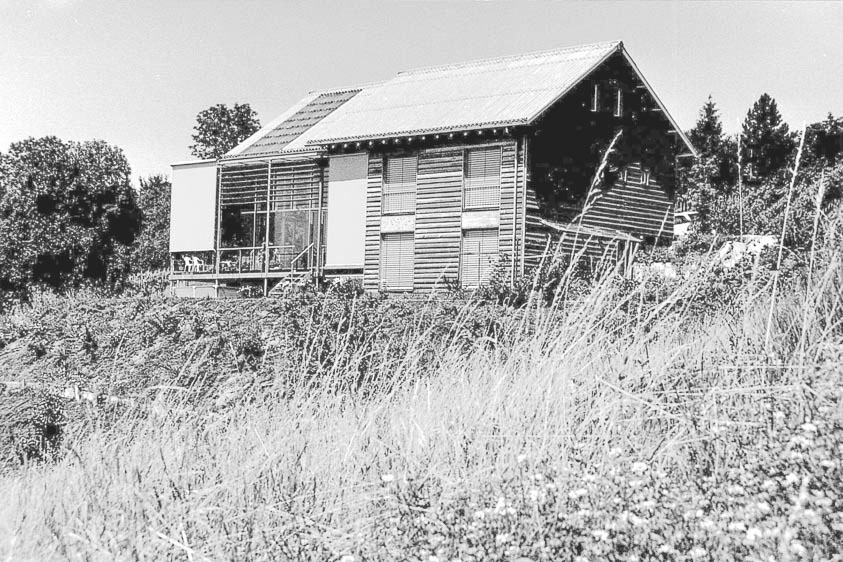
[1,0,841,182]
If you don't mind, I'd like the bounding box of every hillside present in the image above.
[1,250,842,560]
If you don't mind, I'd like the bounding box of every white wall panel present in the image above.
[326,154,367,269]
[169,160,217,252]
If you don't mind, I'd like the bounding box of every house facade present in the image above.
[169,41,695,297]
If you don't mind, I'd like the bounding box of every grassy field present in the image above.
[0,232,842,560]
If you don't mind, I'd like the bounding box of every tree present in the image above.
[686,95,737,188]
[189,103,261,159]
[0,137,141,298]
[741,93,795,182]
[689,95,725,158]
[130,174,171,271]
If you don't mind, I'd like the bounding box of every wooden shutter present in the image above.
[380,232,414,290]
[464,147,501,209]
[383,156,417,214]
[460,228,499,288]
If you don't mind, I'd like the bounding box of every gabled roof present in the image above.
[305,41,622,144]
[226,40,696,160]
[224,88,362,159]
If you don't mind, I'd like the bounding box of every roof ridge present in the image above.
[306,79,387,97]
[398,40,622,76]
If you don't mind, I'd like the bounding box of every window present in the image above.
[461,228,499,288]
[614,87,623,117]
[464,147,502,209]
[380,232,414,290]
[591,82,600,112]
[382,156,417,214]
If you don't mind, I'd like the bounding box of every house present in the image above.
[169,40,696,297]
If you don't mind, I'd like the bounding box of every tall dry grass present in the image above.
[1,218,842,560]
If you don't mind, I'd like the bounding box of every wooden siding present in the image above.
[414,147,463,290]
[580,163,673,240]
[499,140,519,278]
[363,155,384,291]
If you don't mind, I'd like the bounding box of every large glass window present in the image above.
[380,232,414,291]
[383,156,417,214]
[464,147,501,209]
[460,228,499,288]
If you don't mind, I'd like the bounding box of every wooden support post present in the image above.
[215,165,222,275]
[520,135,529,277]
[315,161,326,279]
[265,161,272,276]
[510,138,519,288]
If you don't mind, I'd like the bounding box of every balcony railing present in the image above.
[172,245,316,276]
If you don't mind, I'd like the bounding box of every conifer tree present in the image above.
[741,93,794,181]
[689,95,724,158]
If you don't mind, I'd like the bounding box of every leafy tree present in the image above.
[0,137,141,298]
[130,174,171,271]
[189,103,261,159]
[741,93,795,182]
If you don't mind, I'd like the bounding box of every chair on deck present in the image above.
[191,256,213,273]
[182,256,195,273]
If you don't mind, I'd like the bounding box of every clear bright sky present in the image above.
[1,0,840,182]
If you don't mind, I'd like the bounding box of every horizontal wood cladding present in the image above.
[363,155,383,291]
[499,140,519,272]
[414,148,463,290]
[523,226,622,269]
[580,163,673,240]
[361,140,518,292]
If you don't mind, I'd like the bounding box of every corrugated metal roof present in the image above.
[303,41,621,144]
[224,89,360,159]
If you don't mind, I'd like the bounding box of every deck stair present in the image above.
[268,271,312,296]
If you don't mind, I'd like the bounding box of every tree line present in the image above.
[682,93,843,246]
[0,103,259,304]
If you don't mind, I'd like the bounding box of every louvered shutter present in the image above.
[383,156,417,214]
[380,232,414,290]
[464,147,501,209]
[460,229,499,288]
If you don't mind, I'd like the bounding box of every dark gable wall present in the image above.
[527,51,681,248]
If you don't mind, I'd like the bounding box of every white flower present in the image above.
[569,488,588,499]
[517,454,528,464]
[746,527,763,543]
[339,556,355,562]
[801,422,817,433]
[689,546,707,559]
[591,529,609,541]
[495,533,510,545]
[380,474,395,483]
[630,462,649,474]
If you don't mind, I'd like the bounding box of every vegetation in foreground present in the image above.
[1,217,842,561]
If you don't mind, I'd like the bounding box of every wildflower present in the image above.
[591,529,609,541]
[381,474,395,483]
[756,501,771,513]
[689,546,707,559]
[657,544,674,554]
[517,454,528,464]
[630,462,649,474]
[746,527,763,543]
[473,510,485,519]
[569,488,588,499]
[495,533,510,545]
[801,422,817,433]
[609,447,623,457]
[339,556,355,562]
[790,541,807,556]
[784,472,800,486]
[428,557,439,562]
